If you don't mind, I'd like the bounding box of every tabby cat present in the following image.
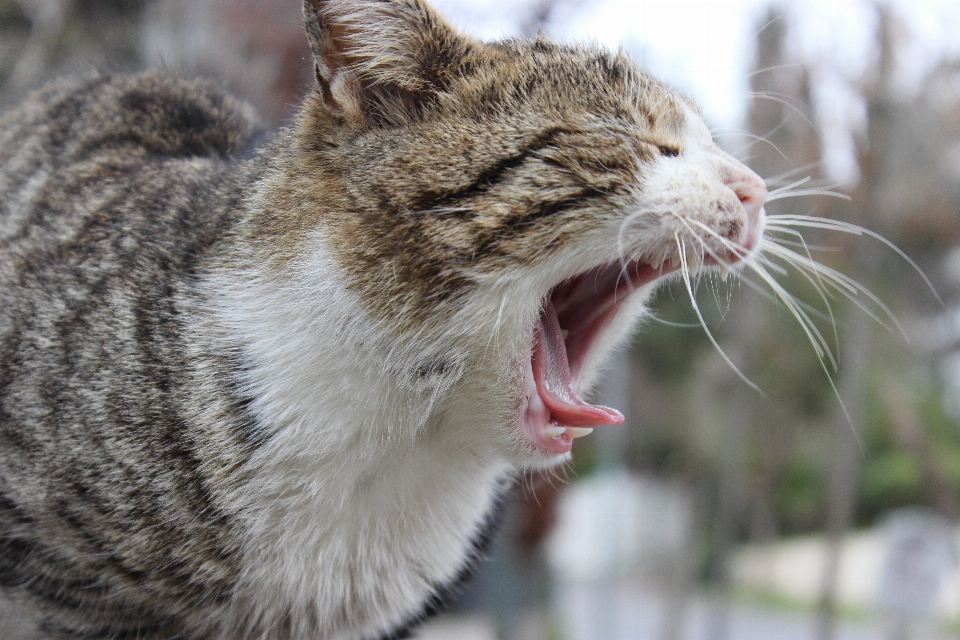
[0,0,766,638]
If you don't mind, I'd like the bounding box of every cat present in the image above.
[0,0,767,638]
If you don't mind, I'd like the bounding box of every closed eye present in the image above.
[658,145,680,158]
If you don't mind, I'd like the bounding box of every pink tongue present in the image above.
[532,301,625,428]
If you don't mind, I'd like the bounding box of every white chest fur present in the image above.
[203,237,512,639]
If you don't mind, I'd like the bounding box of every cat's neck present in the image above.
[194,193,512,636]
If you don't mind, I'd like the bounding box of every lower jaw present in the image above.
[520,358,595,456]
[518,272,651,457]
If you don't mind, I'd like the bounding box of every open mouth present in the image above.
[521,257,679,455]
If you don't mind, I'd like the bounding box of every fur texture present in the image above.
[0,0,767,638]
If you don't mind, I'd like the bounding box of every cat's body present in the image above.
[0,1,767,638]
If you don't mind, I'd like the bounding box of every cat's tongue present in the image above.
[533,301,624,428]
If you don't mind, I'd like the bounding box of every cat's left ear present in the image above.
[303,0,479,127]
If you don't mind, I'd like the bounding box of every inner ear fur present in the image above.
[302,0,477,127]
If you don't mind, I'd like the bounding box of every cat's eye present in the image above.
[658,145,680,158]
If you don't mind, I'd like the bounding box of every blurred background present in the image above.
[2,1,960,639]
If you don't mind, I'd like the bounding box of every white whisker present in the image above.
[767,177,812,198]
[767,215,942,305]
[745,91,820,134]
[675,233,760,392]
[762,161,824,188]
[761,241,902,336]
[760,227,841,349]
[727,130,793,163]
[746,63,807,80]
[646,314,702,329]
[744,258,835,364]
[484,292,508,357]
[767,189,852,202]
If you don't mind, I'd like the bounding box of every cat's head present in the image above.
[284,0,766,467]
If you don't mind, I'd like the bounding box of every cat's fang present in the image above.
[543,425,566,438]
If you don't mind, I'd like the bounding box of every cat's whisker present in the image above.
[674,214,748,266]
[746,246,864,442]
[750,252,790,277]
[766,189,852,202]
[766,220,928,312]
[726,129,793,162]
[761,162,826,188]
[766,214,942,304]
[484,291,509,357]
[745,90,820,134]
[766,176,812,197]
[751,12,787,41]
[758,227,841,349]
[745,60,808,80]
[734,267,835,326]
[748,206,939,378]
[675,232,760,391]
[751,253,840,361]
[761,239,902,337]
[645,311,702,329]
[667,209,849,372]
[764,236,838,252]
[743,254,836,366]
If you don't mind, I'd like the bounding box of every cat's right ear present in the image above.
[302,0,478,128]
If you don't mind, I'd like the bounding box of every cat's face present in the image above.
[283,0,766,466]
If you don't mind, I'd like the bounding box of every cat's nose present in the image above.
[725,167,767,252]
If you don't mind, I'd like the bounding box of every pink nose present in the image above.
[727,170,767,251]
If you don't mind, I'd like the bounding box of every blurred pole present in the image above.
[817,7,900,639]
[814,304,870,640]
[705,363,750,640]
[587,350,631,640]
[594,350,630,472]
[658,510,692,640]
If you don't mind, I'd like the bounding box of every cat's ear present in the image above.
[303,0,477,127]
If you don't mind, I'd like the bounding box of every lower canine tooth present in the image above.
[544,425,566,438]
[566,427,595,439]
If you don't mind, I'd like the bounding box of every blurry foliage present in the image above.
[776,454,827,531]
[860,450,924,516]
